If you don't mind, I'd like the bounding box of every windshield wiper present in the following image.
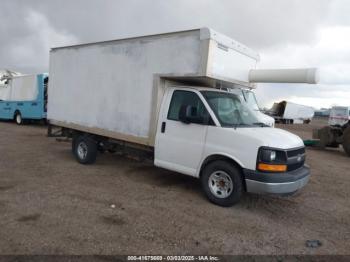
[230,123,250,129]
[252,122,269,127]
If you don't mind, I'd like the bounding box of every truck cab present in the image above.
[329,106,350,127]
[155,86,309,206]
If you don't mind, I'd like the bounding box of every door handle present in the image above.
[161,122,166,133]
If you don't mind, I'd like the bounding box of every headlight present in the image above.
[270,151,276,161]
[260,149,277,162]
[257,148,287,172]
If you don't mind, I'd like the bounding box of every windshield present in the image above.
[331,107,349,117]
[201,91,262,127]
[242,90,260,111]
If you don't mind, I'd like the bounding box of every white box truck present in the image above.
[0,72,48,124]
[269,101,315,124]
[48,28,317,206]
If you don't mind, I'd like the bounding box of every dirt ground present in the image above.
[0,119,349,255]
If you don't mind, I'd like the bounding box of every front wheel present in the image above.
[15,112,23,125]
[201,160,243,207]
[73,135,98,164]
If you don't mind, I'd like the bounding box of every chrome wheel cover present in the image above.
[16,114,21,124]
[77,141,88,160]
[208,171,233,198]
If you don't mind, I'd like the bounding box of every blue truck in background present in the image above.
[0,73,48,125]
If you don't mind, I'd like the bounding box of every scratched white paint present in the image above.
[48,31,202,138]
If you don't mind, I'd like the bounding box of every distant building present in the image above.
[314,108,330,117]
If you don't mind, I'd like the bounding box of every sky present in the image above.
[0,0,349,109]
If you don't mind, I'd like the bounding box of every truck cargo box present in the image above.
[269,101,314,124]
[48,28,259,146]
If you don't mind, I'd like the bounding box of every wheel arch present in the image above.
[13,109,21,119]
[198,154,247,191]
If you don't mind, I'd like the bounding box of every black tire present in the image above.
[201,160,243,207]
[73,135,98,164]
[342,127,350,157]
[108,149,117,154]
[71,133,79,153]
[14,112,23,125]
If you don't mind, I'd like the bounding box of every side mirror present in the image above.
[179,105,204,124]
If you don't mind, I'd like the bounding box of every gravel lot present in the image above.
[0,120,349,255]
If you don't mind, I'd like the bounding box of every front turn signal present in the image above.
[258,163,287,172]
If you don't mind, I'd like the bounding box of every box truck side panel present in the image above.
[206,39,257,83]
[283,102,314,120]
[48,31,202,145]
[9,75,38,101]
[0,85,11,101]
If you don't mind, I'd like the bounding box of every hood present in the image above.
[255,111,275,127]
[238,127,304,149]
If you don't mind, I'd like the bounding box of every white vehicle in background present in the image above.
[48,28,318,206]
[328,106,350,126]
[269,101,314,124]
[230,88,275,127]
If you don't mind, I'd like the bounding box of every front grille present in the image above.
[286,147,305,171]
[287,147,305,158]
[287,162,304,171]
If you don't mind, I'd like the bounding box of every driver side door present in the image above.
[155,89,213,177]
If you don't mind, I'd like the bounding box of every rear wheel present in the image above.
[342,127,350,156]
[71,133,80,153]
[73,135,98,164]
[201,160,243,207]
[14,112,23,125]
[108,148,117,154]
